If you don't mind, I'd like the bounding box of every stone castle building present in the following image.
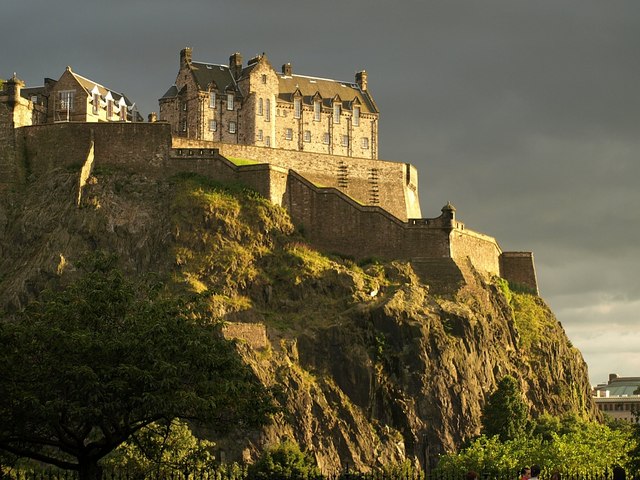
[0,53,539,294]
[159,48,378,159]
[1,68,141,127]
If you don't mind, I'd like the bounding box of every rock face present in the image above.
[0,169,599,474]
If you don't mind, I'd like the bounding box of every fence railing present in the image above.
[1,467,637,480]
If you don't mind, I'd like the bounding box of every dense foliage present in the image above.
[435,415,637,477]
[104,419,215,477]
[247,440,322,480]
[481,376,529,442]
[0,253,275,480]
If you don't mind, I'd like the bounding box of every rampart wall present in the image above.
[500,252,539,294]
[1,121,539,293]
[450,228,502,277]
[284,171,450,260]
[172,138,421,221]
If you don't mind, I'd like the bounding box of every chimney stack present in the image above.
[229,52,243,79]
[355,70,368,92]
[282,63,292,76]
[180,47,193,69]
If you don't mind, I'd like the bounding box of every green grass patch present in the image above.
[225,156,260,166]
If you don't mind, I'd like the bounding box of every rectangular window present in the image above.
[257,129,263,141]
[120,104,127,121]
[265,136,271,147]
[92,93,99,114]
[294,98,302,119]
[304,130,311,142]
[261,74,267,84]
[258,98,263,115]
[265,99,271,121]
[227,93,234,111]
[361,137,369,149]
[182,101,187,111]
[181,120,187,132]
[209,92,216,109]
[323,133,330,145]
[333,103,341,124]
[107,100,114,118]
[209,120,217,131]
[353,106,360,126]
[342,135,349,147]
[59,90,75,111]
[314,101,321,121]
[229,121,237,133]
[286,128,293,141]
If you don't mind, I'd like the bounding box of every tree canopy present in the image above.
[481,375,529,442]
[0,253,275,479]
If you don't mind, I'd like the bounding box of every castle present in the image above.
[0,51,538,294]
[160,48,378,160]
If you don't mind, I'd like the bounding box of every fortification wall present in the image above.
[449,227,502,277]
[0,101,17,195]
[16,123,172,178]
[5,122,538,293]
[500,252,539,294]
[285,171,449,260]
[172,138,421,221]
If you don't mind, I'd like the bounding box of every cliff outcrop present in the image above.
[0,167,599,473]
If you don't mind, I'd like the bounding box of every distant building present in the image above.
[159,48,379,159]
[593,373,640,423]
[1,67,142,126]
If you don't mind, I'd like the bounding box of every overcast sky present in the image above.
[3,0,638,386]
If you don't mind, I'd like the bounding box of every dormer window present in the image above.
[353,106,360,126]
[294,98,302,119]
[333,103,341,124]
[91,86,100,115]
[119,100,127,121]
[226,93,234,111]
[209,92,216,109]
[314,101,321,121]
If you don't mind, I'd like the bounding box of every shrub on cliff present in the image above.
[247,440,321,480]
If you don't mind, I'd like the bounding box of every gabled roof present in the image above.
[66,68,135,107]
[190,62,237,93]
[277,73,378,114]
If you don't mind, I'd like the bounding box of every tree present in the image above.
[104,419,215,478]
[0,253,275,480]
[247,440,321,480]
[481,375,529,442]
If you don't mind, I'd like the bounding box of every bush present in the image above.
[247,440,321,480]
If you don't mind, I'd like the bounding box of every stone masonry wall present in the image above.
[449,227,502,278]
[285,171,449,260]
[500,252,539,294]
[5,122,537,293]
[172,138,421,221]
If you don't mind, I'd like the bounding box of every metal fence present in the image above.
[2,468,638,480]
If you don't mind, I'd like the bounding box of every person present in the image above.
[530,465,541,480]
[520,467,531,480]
[613,465,626,480]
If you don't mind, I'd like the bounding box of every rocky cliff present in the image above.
[0,166,599,473]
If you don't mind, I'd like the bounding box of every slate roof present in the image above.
[189,62,238,92]
[277,73,378,114]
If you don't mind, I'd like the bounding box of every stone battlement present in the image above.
[0,117,538,294]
